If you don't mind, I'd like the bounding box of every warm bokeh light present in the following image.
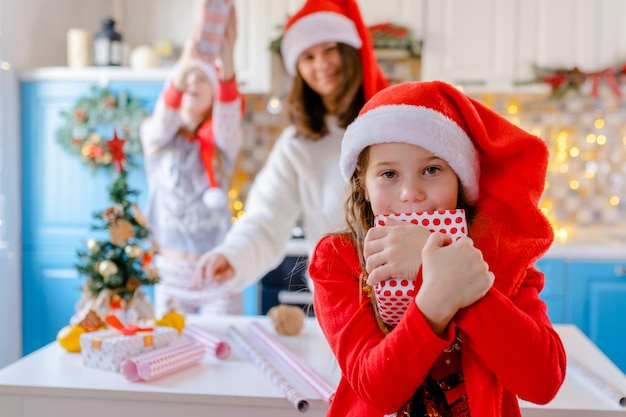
[594,118,605,129]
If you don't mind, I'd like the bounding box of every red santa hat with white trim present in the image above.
[340,80,555,297]
[280,0,387,100]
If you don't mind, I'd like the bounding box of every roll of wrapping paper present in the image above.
[249,321,335,404]
[120,342,205,382]
[228,326,309,412]
[568,357,626,406]
[183,324,231,359]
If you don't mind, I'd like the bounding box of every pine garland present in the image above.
[56,85,147,171]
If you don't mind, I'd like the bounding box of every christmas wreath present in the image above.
[56,85,147,171]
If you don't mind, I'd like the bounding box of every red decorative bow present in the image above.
[105,314,153,335]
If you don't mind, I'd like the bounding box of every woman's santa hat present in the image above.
[340,80,554,297]
[280,0,387,100]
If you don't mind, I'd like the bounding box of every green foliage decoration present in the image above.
[56,85,147,171]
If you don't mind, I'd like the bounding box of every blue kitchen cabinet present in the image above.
[566,260,626,373]
[21,79,161,355]
[536,257,626,373]
[535,258,566,324]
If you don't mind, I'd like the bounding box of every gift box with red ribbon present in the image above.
[80,320,178,372]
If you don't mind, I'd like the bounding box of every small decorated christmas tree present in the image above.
[73,136,159,323]
[76,169,159,301]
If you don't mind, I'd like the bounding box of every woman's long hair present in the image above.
[287,43,364,140]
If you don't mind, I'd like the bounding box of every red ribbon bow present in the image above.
[105,315,153,335]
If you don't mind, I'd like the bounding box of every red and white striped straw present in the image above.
[183,324,231,359]
[228,326,309,413]
[120,342,205,382]
[249,321,335,404]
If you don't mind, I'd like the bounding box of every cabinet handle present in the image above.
[615,266,626,277]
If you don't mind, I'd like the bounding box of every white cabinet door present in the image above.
[517,0,626,82]
[283,0,423,36]
[235,0,289,94]
[421,0,516,88]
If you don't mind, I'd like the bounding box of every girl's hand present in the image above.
[363,219,430,286]
[415,233,494,335]
[191,252,235,289]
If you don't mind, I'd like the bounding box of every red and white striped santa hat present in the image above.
[340,80,555,297]
[340,81,481,203]
[280,0,387,100]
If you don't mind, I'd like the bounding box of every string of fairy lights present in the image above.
[474,89,626,242]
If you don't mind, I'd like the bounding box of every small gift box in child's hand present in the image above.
[374,210,467,327]
[80,318,178,372]
[195,0,232,63]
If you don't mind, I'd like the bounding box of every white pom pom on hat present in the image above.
[203,187,229,209]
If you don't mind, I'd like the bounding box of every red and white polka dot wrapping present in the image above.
[373,210,467,327]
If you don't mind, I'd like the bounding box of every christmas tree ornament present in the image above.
[98,260,118,278]
[107,132,127,173]
[108,218,135,246]
[86,238,101,253]
[124,244,143,258]
[102,204,124,223]
[56,325,86,352]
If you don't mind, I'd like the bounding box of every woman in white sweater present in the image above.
[192,0,388,295]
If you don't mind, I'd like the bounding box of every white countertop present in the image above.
[0,317,625,417]
[544,226,626,260]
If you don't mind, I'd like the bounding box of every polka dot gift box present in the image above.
[373,209,467,327]
[80,326,178,372]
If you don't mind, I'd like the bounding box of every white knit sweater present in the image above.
[217,117,349,293]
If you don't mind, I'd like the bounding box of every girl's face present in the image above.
[363,142,460,216]
[181,67,214,123]
[296,41,343,100]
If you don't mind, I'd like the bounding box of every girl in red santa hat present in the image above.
[141,4,244,317]
[309,80,566,416]
[192,0,388,297]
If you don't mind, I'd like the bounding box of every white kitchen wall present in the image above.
[3,0,111,69]
[0,0,115,367]
[121,0,204,50]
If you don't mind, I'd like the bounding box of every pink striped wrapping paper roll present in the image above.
[249,321,335,404]
[228,326,309,413]
[183,324,231,359]
[120,342,205,382]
